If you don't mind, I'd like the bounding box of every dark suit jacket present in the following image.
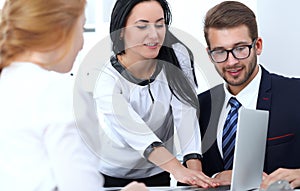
[198,65,300,177]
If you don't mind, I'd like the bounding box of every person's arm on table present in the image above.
[147,146,220,188]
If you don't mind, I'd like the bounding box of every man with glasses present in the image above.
[198,1,300,190]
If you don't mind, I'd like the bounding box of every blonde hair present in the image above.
[0,0,86,70]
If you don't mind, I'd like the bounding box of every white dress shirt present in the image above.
[0,62,103,191]
[217,65,262,157]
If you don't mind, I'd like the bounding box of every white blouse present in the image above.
[94,56,201,179]
[172,42,197,90]
[0,62,103,191]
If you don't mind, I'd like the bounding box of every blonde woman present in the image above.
[0,0,146,190]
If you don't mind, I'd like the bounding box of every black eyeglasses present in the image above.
[208,38,257,63]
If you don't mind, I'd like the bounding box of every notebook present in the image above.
[102,108,269,191]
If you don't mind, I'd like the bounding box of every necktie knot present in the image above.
[229,97,241,110]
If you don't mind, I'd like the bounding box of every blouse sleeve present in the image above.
[35,73,104,191]
[172,42,197,90]
[44,105,103,191]
[170,94,202,157]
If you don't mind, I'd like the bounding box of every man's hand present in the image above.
[260,168,300,190]
[214,170,232,185]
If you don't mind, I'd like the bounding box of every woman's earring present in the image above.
[120,30,124,41]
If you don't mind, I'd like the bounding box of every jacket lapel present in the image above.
[257,65,272,111]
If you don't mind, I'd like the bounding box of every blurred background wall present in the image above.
[1,0,299,89]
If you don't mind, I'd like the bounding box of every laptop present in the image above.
[102,108,269,191]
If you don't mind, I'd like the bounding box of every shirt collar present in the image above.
[223,65,262,108]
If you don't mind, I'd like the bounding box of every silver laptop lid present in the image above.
[231,108,269,191]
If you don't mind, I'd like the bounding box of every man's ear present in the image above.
[255,37,263,55]
[206,47,214,63]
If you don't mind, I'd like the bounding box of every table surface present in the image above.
[101,185,300,191]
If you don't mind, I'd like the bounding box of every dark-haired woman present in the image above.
[94,0,220,188]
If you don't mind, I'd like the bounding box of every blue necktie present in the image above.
[222,97,242,170]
